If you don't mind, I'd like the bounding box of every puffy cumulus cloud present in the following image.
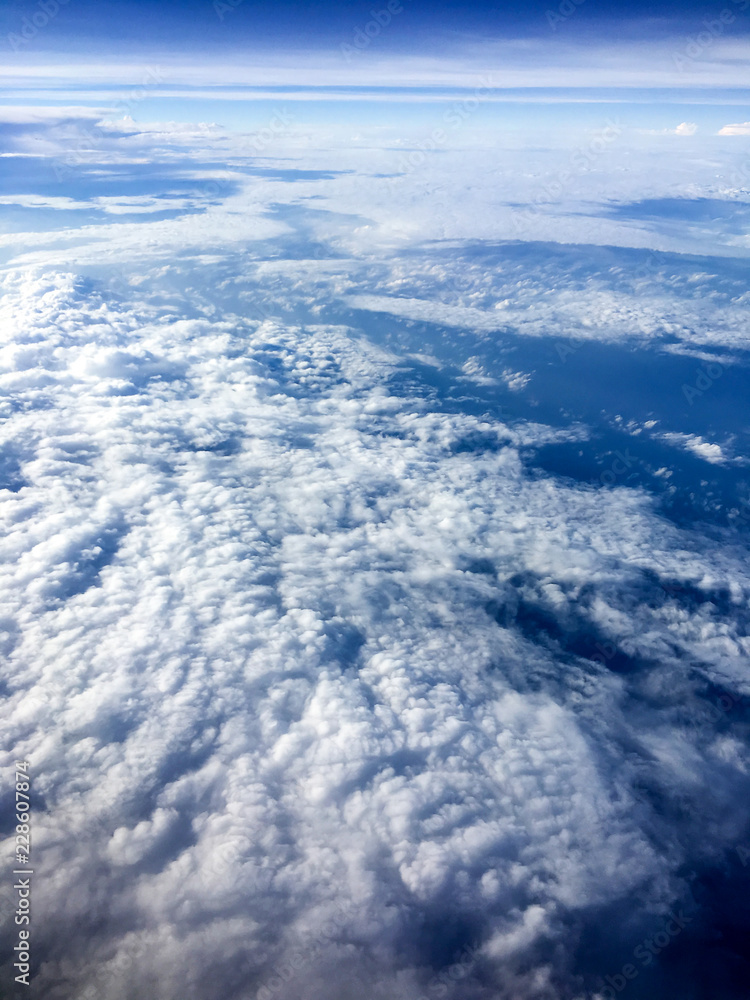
[499,369,531,392]
[658,433,729,465]
[640,122,698,136]
[718,122,750,135]
[1,260,750,1000]
[0,112,749,1000]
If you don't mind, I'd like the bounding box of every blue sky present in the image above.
[3,0,748,48]
[3,0,750,65]
[2,0,748,134]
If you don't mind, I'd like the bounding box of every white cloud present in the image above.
[1,262,749,1000]
[640,122,698,136]
[718,121,750,135]
[1,108,750,1000]
[500,368,531,392]
[3,36,750,91]
[3,110,750,273]
[0,105,107,123]
[659,432,729,465]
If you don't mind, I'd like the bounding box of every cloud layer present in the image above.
[1,107,749,1000]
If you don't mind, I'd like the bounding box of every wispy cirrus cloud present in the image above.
[3,33,750,92]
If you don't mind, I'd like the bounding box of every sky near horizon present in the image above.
[2,0,750,105]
